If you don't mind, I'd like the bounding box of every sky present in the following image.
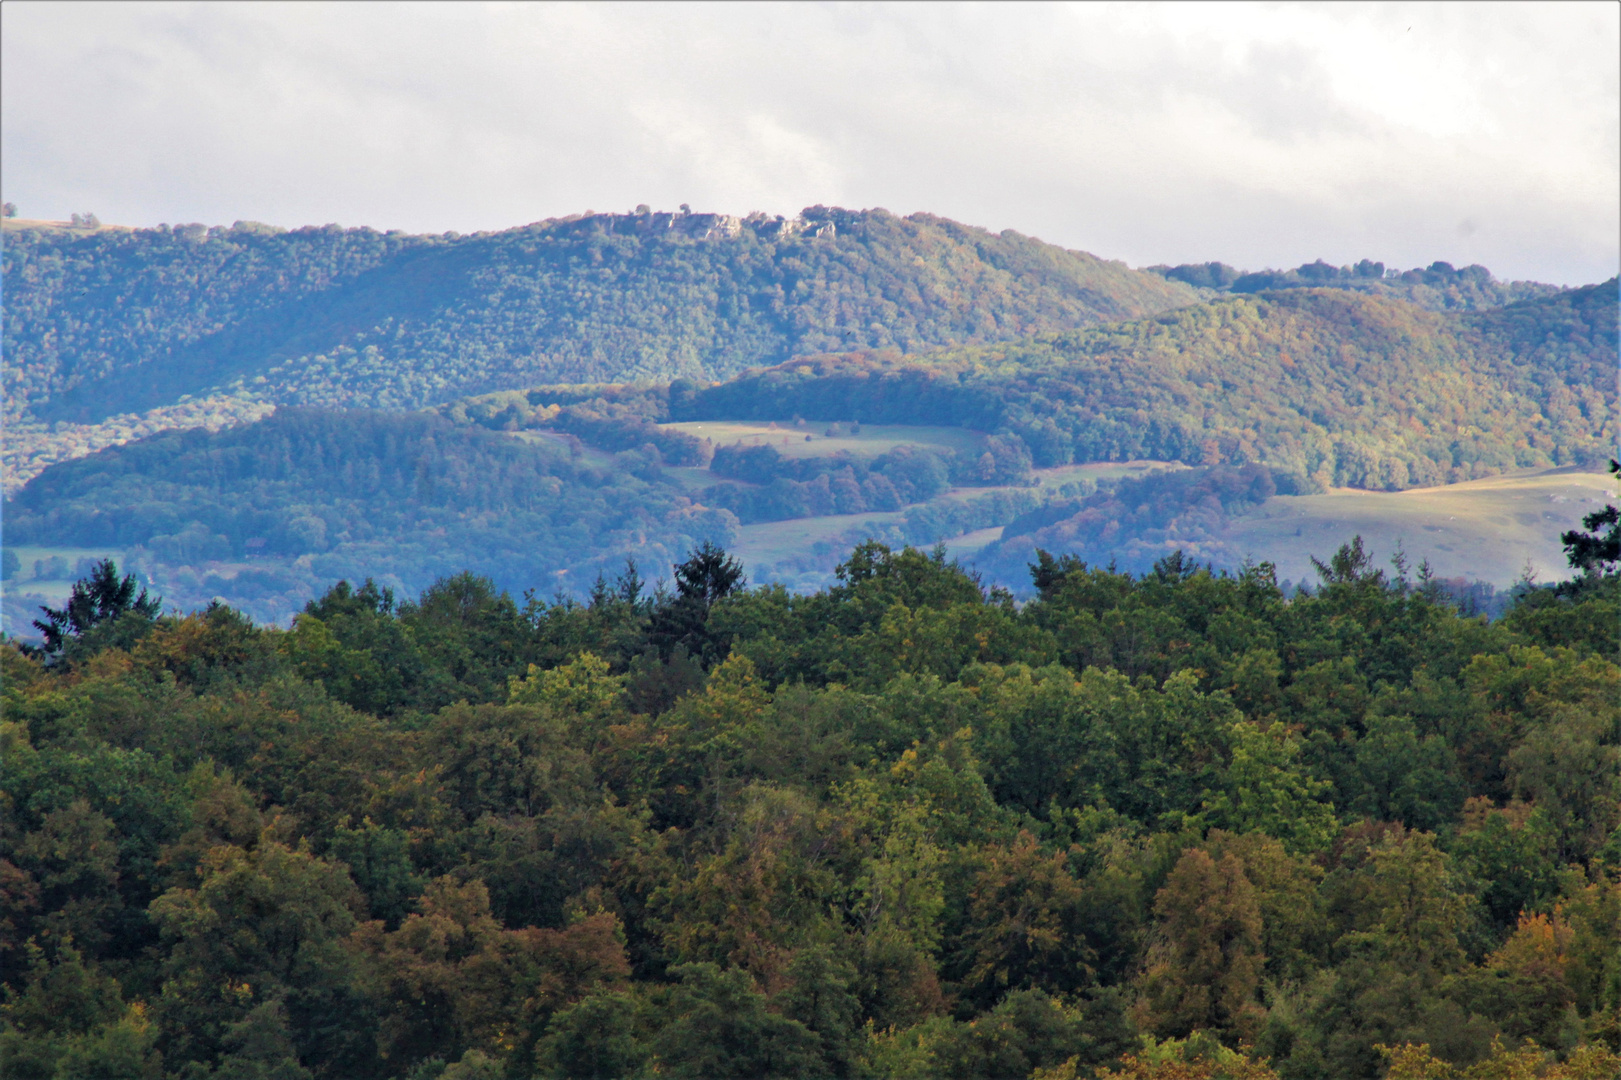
[2,1,1617,285]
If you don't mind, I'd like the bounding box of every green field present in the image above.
[2,544,129,603]
[727,458,1185,572]
[1224,467,1617,585]
[663,420,986,460]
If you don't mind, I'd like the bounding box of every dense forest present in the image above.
[0,394,1067,623]
[6,279,1614,623]
[2,484,1618,1078]
[1,209,1201,426]
[1146,259,1561,312]
[679,284,1618,491]
[0,409,738,625]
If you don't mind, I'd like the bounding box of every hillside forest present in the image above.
[0,209,1584,495]
[4,278,1614,626]
[2,479,1619,1078]
[1,209,1204,429]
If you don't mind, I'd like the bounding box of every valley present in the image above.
[2,209,1615,637]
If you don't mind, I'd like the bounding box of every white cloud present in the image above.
[2,0,1615,283]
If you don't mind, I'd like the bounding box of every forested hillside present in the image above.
[2,527,1617,1079]
[681,283,1618,491]
[1,409,734,624]
[6,280,1614,623]
[1147,258,1562,311]
[1,209,1201,425]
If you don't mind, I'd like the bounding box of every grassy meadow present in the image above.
[662,419,988,460]
[1223,467,1617,586]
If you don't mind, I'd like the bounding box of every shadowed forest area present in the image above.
[2,478,1618,1078]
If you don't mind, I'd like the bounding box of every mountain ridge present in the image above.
[2,207,1203,424]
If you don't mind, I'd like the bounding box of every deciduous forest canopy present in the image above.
[1,206,1617,1080]
[2,523,1618,1078]
[2,209,1203,425]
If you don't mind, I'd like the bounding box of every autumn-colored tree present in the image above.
[1451,911,1577,1047]
[1199,830,1326,982]
[349,876,629,1072]
[959,830,1093,1006]
[1379,1040,1621,1079]
[1041,1033,1281,1080]
[1137,848,1267,1042]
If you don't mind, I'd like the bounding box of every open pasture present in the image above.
[662,420,986,460]
[726,459,1186,582]
[1225,467,1618,586]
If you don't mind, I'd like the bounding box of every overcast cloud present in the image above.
[3,1,1616,284]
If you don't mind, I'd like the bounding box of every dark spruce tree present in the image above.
[1560,458,1621,579]
[647,542,747,667]
[30,558,161,660]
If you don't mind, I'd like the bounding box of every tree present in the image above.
[1203,721,1340,854]
[31,559,160,659]
[1379,1040,1620,1079]
[645,963,828,1079]
[674,541,747,611]
[959,831,1093,1006]
[148,841,367,1075]
[1560,458,1620,578]
[349,876,629,1073]
[1336,828,1470,975]
[1136,848,1267,1043]
[2,201,17,218]
[647,542,747,665]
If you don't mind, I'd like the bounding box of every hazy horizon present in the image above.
[3,1,1617,286]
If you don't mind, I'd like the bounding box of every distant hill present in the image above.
[1,208,1202,425]
[1,408,731,624]
[1145,257,1563,310]
[5,281,1614,624]
[679,283,1618,491]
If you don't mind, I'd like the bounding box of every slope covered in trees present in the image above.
[1,208,1202,425]
[1,409,735,623]
[680,283,1618,491]
[6,280,1613,622]
[1,532,1617,1079]
[1147,257,1563,311]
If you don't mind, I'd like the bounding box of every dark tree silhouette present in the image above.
[33,558,161,657]
[1561,459,1620,575]
[647,542,746,666]
[673,541,746,609]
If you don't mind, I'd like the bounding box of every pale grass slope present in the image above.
[1225,467,1617,587]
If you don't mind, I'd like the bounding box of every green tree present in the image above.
[30,559,160,660]
[1137,848,1267,1043]
[1203,720,1339,855]
[147,841,366,1075]
[646,963,827,1079]
[648,542,747,666]
[1559,458,1620,576]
